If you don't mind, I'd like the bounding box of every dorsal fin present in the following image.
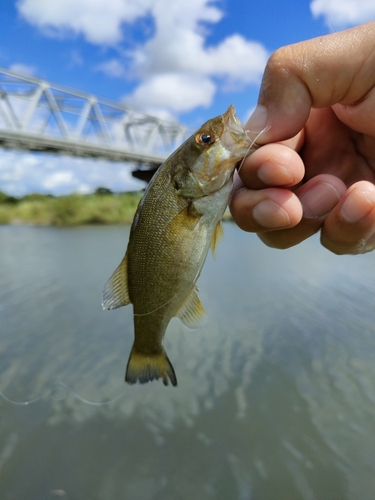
[211,220,224,258]
[102,253,131,310]
[176,286,205,328]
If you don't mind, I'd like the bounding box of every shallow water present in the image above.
[1,223,375,499]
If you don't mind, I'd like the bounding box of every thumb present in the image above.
[246,22,375,143]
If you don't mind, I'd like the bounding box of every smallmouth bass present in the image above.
[102,105,256,386]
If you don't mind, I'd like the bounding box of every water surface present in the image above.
[1,223,375,499]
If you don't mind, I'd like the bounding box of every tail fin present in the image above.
[125,345,177,387]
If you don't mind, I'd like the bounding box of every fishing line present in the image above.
[0,389,49,406]
[237,125,271,174]
[55,382,127,406]
[0,381,127,407]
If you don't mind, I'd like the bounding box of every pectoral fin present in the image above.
[102,253,131,310]
[211,220,224,257]
[176,286,205,328]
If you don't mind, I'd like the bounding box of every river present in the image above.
[1,223,375,499]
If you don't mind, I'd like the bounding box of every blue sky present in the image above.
[0,0,374,195]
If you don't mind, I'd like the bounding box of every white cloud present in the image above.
[127,73,216,114]
[17,0,269,117]
[42,171,75,191]
[9,63,36,76]
[0,151,145,196]
[204,35,268,85]
[124,2,267,115]
[17,0,153,45]
[310,0,375,27]
[95,59,127,78]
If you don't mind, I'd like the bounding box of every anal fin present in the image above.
[102,253,131,310]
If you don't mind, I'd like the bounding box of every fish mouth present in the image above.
[221,105,257,156]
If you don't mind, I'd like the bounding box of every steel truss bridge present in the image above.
[0,68,191,177]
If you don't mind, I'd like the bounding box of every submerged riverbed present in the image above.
[1,223,375,499]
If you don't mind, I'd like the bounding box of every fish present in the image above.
[102,105,256,386]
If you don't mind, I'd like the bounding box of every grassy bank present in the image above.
[0,190,142,226]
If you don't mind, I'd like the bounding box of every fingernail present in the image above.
[300,182,341,218]
[340,188,375,223]
[253,199,290,228]
[246,105,268,133]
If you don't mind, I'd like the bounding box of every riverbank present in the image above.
[0,191,143,226]
[0,190,233,226]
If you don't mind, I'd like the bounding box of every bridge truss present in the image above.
[0,68,191,167]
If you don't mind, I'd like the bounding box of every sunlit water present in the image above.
[1,223,375,499]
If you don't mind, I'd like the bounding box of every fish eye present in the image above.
[195,132,214,146]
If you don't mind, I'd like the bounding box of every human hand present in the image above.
[230,22,375,254]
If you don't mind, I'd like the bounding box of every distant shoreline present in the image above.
[0,191,143,226]
[0,190,233,226]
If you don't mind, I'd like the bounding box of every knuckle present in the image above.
[266,46,296,74]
